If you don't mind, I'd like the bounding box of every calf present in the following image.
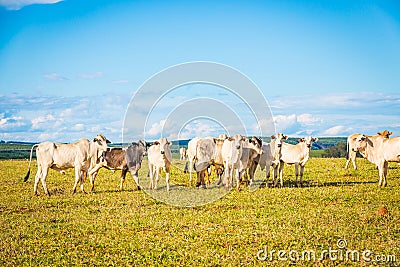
[237,136,263,189]
[147,137,172,191]
[184,137,200,182]
[221,134,247,188]
[249,133,287,187]
[278,136,318,187]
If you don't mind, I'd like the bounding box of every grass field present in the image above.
[0,157,399,266]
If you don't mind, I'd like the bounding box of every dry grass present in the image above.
[0,157,399,266]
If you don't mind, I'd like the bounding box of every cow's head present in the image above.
[137,140,148,156]
[272,133,288,149]
[218,133,228,140]
[93,134,110,152]
[227,134,246,150]
[377,130,392,138]
[249,136,263,154]
[270,133,288,163]
[352,134,371,153]
[300,136,318,148]
[154,137,171,155]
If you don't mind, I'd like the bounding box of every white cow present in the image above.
[187,136,226,188]
[179,147,187,160]
[237,136,263,189]
[221,134,247,188]
[147,137,172,191]
[278,136,318,187]
[23,134,110,196]
[249,133,288,187]
[345,130,392,170]
[184,137,200,182]
[352,131,399,187]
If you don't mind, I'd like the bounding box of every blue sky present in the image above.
[0,0,399,142]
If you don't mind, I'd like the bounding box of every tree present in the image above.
[322,142,347,158]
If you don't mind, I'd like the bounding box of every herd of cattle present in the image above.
[23,130,399,195]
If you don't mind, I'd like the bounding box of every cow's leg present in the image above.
[40,166,50,196]
[265,162,272,187]
[34,165,42,196]
[223,165,230,188]
[184,160,188,174]
[72,168,81,194]
[272,164,279,187]
[249,162,257,186]
[382,161,388,187]
[189,159,193,182]
[90,171,98,192]
[79,170,86,194]
[352,154,357,170]
[294,163,299,187]
[119,167,127,191]
[165,165,170,192]
[154,168,160,190]
[148,164,154,190]
[277,161,284,188]
[299,165,305,187]
[378,162,385,186]
[236,170,241,190]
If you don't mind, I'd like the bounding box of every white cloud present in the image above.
[0,0,62,10]
[297,113,322,125]
[112,80,129,84]
[274,114,297,132]
[31,114,56,129]
[72,123,84,131]
[43,73,69,81]
[323,125,352,136]
[79,72,103,79]
[146,119,166,137]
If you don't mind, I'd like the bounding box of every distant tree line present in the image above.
[322,141,348,158]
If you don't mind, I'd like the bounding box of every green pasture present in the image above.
[0,157,399,266]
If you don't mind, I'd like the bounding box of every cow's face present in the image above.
[377,130,392,138]
[138,140,148,157]
[228,134,246,150]
[93,134,110,152]
[154,137,171,155]
[352,134,368,153]
[273,133,288,149]
[249,136,263,154]
[301,136,318,148]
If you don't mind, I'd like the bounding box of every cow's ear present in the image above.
[377,132,382,136]
[167,142,171,146]
[242,136,247,141]
[154,141,160,145]
[299,138,305,142]
[106,139,111,144]
[389,131,393,136]
[228,137,234,141]
[270,135,276,140]
[283,135,288,140]
[313,137,318,142]
[93,137,98,142]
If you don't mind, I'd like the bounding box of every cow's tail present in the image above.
[346,139,350,160]
[24,144,38,182]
